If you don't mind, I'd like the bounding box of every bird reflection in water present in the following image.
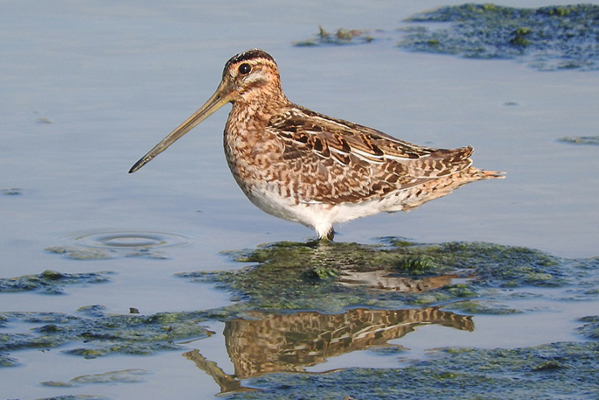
[184,307,473,395]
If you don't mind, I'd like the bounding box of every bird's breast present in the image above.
[223,110,291,198]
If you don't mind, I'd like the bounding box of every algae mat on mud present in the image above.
[180,239,598,312]
[176,239,599,398]
[400,4,599,71]
[297,4,599,71]
[0,307,210,367]
[0,270,112,294]
[179,238,599,399]
[3,239,598,399]
[226,342,599,399]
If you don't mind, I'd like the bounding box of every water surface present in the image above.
[1,1,598,399]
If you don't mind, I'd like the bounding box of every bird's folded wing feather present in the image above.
[266,106,473,204]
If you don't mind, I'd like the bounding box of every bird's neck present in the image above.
[232,86,290,123]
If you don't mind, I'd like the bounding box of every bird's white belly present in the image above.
[242,182,411,237]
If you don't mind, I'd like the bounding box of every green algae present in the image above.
[558,135,599,145]
[577,315,599,339]
[400,4,599,71]
[431,242,566,288]
[65,342,182,358]
[295,4,599,71]
[447,300,522,315]
[2,240,598,399]
[302,266,339,281]
[0,331,70,352]
[41,369,150,387]
[395,255,437,275]
[227,341,599,399]
[0,270,112,294]
[77,304,107,317]
[1,187,22,195]
[180,240,597,312]
[45,245,169,260]
[367,344,409,356]
[0,353,18,367]
[45,246,113,260]
[0,309,209,366]
[294,26,377,46]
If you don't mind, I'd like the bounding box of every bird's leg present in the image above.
[324,227,335,241]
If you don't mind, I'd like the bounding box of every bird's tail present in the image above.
[479,169,506,179]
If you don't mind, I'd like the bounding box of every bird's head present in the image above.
[129,49,284,173]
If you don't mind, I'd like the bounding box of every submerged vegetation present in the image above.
[227,342,599,399]
[294,26,376,46]
[41,369,151,388]
[2,238,599,398]
[577,316,599,339]
[0,270,112,294]
[179,239,597,312]
[400,4,599,71]
[45,245,169,260]
[0,309,209,365]
[296,4,599,71]
[558,136,599,145]
[1,187,22,195]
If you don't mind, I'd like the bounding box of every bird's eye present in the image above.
[238,63,251,75]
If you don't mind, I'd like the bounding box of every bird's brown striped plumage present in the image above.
[130,49,504,239]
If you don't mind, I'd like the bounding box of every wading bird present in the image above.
[130,49,503,240]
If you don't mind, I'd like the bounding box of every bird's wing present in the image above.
[266,106,473,204]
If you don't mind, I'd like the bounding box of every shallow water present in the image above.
[1,1,599,399]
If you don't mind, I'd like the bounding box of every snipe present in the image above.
[130,49,503,240]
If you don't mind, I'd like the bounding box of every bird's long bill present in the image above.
[129,83,231,173]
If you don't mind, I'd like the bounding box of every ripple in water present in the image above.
[46,231,190,260]
[72,231,188,250]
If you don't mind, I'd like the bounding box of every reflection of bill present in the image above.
[184,307,473,394]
